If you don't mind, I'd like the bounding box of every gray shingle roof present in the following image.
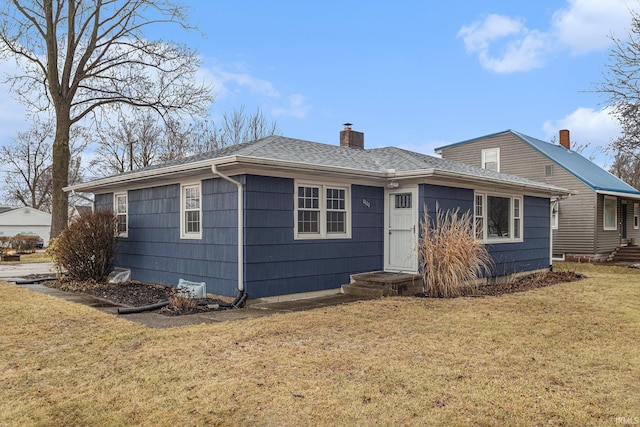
[76,135,568,195]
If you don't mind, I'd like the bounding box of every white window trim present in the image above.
[474,191,523,243]
[114,192,128,238]
[181,182,202,240]
[551,200,559,230]
[603,195,617,231]
[294,180,351,240]
[634,203,639,230]
[481,148,500,172]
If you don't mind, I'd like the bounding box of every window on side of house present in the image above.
[551,200,559,230]
[114,192,128,237]
[635,203,639,230]
[474,192,523,243]
[295,181,350,239]
[482,148,500,172]
[474,194,484,239]
[181,183,202,239]
[603,196,617,231]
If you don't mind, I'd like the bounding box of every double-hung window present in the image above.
[114,192,128,237]
[551,201,559,230]
[482,148,500,172]
[474,192,523,242]
[295,182,350,239]
[634,203,639,230]
[181,183,202,239]
[603,196,617,231]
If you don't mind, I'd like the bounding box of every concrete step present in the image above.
[342,272,423,297]
[341,283,386,298]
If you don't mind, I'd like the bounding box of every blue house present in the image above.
[67,126,569,299]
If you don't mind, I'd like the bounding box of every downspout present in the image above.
[211,165,246,301]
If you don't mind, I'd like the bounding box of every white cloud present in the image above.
[458,14,548,73]
[270,94,311,119]
[542,106,620,165]
[552,0,632,55]
[205,66,281,99]
[460,0,636,73]
[200,61,311,119]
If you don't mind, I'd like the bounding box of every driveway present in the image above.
[0,262,57,279]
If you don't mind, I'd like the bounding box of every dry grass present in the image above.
[0,250,52,265]
[419,204,492,297]
[1,262,639,426]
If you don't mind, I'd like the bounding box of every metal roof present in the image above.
[68,135,569,196]
[437,130,640,197]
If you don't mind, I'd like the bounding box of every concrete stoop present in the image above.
[341,272,423,298]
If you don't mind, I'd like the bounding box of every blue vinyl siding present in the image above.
[94,178,550,299]
[419,184,474,225]
[110,180,239,297]
[94,193,113,212]
[419,184,550,277]
[488,196,551,275]
[243,175,384,298]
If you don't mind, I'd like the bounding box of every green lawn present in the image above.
[1,262,639,426]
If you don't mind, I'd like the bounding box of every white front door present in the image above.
[385,188,418,272]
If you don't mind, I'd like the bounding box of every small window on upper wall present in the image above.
[482,148,500,172]
[114,192,128,237]
[545,165,554,177]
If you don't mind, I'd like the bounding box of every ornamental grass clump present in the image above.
[419,204,493,297]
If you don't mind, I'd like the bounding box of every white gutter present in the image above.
[211,165,244,293]
[596,189,640,200]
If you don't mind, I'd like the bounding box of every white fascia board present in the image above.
[596,190,640,200]
[392,169,572,198]
[64,155,389,194]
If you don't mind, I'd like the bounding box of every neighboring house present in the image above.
[436,129,640,262]
[69,205,93,222]
[66,126,569,299]
[0,206,52,245]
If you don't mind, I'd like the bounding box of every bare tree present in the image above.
[0,0,213,237]
[220,106,280,147]
[91,106,281,177]
[91,109,163,176]
[1,118,86,212]
[610,151,640,189]
[1,121,53,211]
[596,9,640,155]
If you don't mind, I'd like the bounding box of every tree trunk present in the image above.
[50,112,71,238]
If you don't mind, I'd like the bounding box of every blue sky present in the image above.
[183,0,635,167]
[0,0,636,170]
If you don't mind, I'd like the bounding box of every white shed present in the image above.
[0,206,51,245]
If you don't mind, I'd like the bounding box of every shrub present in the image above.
[418,204,493,297]
[9,234,40,253]
[0,236,9,255]
[52,210,119,281]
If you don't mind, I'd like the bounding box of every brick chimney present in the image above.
[559,129,570,150]
[340,123,364,149]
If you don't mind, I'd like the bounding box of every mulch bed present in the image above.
[44,270,583,315]
[45,279,230,316]
[416,271,584,298]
